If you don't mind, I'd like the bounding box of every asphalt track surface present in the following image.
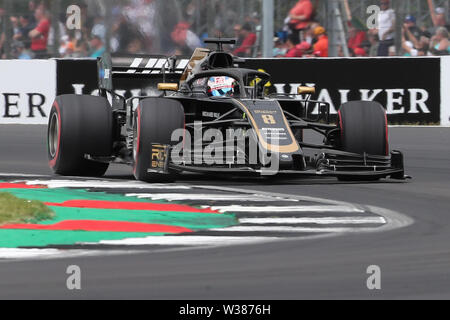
[0,124,449,299]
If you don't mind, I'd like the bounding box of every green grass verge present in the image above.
[0,192,54,225]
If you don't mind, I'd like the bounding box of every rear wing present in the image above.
[97,41,242,92]
[98,53,190,91]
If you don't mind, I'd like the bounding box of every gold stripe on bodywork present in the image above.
[233,99,300,153]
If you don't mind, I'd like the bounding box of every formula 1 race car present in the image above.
[47,38,406,182]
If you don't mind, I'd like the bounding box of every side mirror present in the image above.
[158,83,179,91]
[298,86,316,95]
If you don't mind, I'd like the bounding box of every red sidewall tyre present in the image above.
[48,94,113,177]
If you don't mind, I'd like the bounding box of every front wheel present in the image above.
[133,98,184,182]
[337,101,389,181]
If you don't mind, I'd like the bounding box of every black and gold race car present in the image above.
[47,38,406,182]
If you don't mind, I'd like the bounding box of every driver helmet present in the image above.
[207,76,235,97]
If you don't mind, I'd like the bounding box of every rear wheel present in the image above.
[337,101,389,181]
[133,98,184,182]
[48,94,113,177]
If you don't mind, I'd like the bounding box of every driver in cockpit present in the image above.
[206,76,240,97]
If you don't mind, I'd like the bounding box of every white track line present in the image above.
[195,185,360,206]
[0,249,62,259]
[0,248,138,261]
[239,217,386,225]
[210,226,359,233]
[0,248,111,259]
[125,193,297,202]
[205,205,365,213]
[23,180,191,189]
[96,236,280,246]
[0,173,47,177]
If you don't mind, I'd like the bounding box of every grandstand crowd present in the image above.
[0,0,448,59]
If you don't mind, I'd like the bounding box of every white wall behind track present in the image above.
[0,60,56,124]
[441,56,450,126]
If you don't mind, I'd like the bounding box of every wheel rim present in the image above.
[48,112,59,158]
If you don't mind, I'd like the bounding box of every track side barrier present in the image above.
[0,57,447,125]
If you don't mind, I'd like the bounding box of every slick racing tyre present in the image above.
[337,101,389,181]
[133,98,184,182]
[48,94,113,177]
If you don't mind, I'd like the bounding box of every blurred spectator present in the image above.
[298,41,312,57]
[233,23,256,57]
[0,0,448,60]
[400,14,432,57]
[427,0,450,34]
[62,41,76,58]
[402,31,430,57]
[403,15,422,43]
[27,1,37,25]
[275,30,288,43]
[185,0,196,25]
[28,6,50,58]
[112,14,141,53]
[313,26,328,57]
[244,12,261,37]
[171,21,202,55]
[185,0,208,30]
[213,2,235,36]
[347,24,366,51]
[48,14,67,55]
[304,22,320,46]
[365,31,379,57]
[273,37,287,57]
[246,12,262,54]
[233,24,244,48]
[359,40,370,54]
[377,0,396,56]
[127,37,145,54]
[287,0,314,44]
[10,16,20,41]
[301,43,315,57]
[284,34,303,57]
[353,47,367,57]
[11,41,32,59]
[91,17,106,41]
[74,38,89,58]
[89,35,105,58]
[402,22,431,57]
[123,0,159,51]
[388,45,396,56]
[82,2,94,29]
[430,27,450,55]
[58,34,71,57]
[13,15,35,49]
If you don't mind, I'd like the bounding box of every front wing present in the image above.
[167,150,407,180]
